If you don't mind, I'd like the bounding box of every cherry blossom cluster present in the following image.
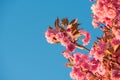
[68,27,120,80]
[45,0,120,80]
[91,0,120,28]
[45,18,90,58]
[69,54,106,80]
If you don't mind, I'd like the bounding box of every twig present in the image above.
[75,43,90,52]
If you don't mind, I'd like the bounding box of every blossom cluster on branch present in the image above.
[45,18,90,58]
[45,0,120,80]
[91,0,120,28]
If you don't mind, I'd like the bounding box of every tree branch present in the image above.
[75,43,90,52]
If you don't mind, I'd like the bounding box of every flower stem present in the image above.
[75,43,90,52]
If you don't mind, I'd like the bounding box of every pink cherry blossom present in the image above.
[62,50,70,58]
[60,37,70,46]
[90,48,104,61]
[97,63,106,75]
[70,67,85,80]
[106,8,116,19]
[81,62,89,71]
[79,30,91,46]
[45,29,58,43]
[72,53,84,67]
[112,28,120,40]
[92,19,99,28]
[55,31,67,41]
[111,70,120,79]
[85,73,93,80]
[115,30,120,40]
[117,57,120,63]
[91,0,118,27]
[90,41,107,61]
[116,49,120,56]
[111,38,120,46]
[66,43,75,52]
[72,53,88,67]
[45,0,120,79]
[89,58,100,74]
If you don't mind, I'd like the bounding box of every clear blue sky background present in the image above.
[0,0,103,80]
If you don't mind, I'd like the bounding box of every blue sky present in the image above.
[0,0,102,80]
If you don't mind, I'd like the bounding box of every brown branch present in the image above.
[75,43,90,52]
[80,66,101,80]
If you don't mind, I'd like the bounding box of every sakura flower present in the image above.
[81,62,89,71]
[70,67,85,80]
[111,38,120,46]
[72,53,89,71]
[90,47,104,61]
[79,30,91,46]
[90,41,107,61]
[45,29,58,44]
[66,43,75,52]
[97,41,107,51]
[92,19,99,28]
[85,73,93,80]
[106,8,116,19]
[60,37,70,46]
[91,4,98,15]
[72,53,88,65]
[72,53,84,67]
[117,57,120,63]
[62,50,70,58]
[115,30,120,40]
[97,64,106,75]
[55,31,67,41]
[111,70,120,80]
[89,58,100,74]
[91,0,119,27]
[70,71,76,80]
[112,28,120,40]
[116,49,120,56]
